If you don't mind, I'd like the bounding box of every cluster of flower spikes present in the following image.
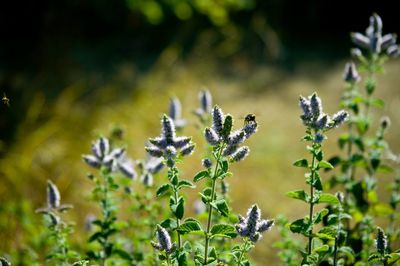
[82,137,136,179]
[351,13,399,57]
[204,106,258,162]
[145,115,195,167]
[235,204,274,243]
[299,93,349,143]
[137,156,164,186]
[151,225,176,254]
[36,180,72,225]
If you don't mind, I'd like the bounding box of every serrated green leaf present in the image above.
[213,199,229,217]
[286,190,309,203]
[160,218,177,230]
[210,224,237,238]
[177,221,203,235]
[176,199,185,219]
[293,159,308,168]
[313,208,329,224]
[156,184,171,197]
[289,218,309,235]
[193,170,209,182]
[178,180,195,189]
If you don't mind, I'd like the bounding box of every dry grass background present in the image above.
[1,57,400,264]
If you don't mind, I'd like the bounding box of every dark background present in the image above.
[0,0,398,146]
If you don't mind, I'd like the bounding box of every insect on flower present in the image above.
[243,113,257,126]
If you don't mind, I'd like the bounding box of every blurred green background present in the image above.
[1,0,400,264]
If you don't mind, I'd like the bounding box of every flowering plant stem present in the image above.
[204,144,224,265]
[236,238,252,266]
[308,143,317,255]
[171,169,182,248]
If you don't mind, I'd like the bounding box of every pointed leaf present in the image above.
[177,220,203,235]
[318,160,333,169]
[293,159,308,168]
[156,184,171,197]
[210,224,237,239]
[193,170,209,182]
[178,180,195,189]
[286,190,309,203]
[317,193,340,205]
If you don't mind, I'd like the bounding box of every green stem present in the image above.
[237,239,251,266]
[173,186,182,249]
[204,145,224,265]
[333,208,342,266]
[308,144,317,255]
[166,252,171,266]
[100,171,113,266]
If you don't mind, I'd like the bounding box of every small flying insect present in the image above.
[243,113,257,125]
[2,92,10,107]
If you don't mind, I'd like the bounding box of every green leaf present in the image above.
[160,218,177,230]
[313,208,329,224]
[177,252,188,266]
[339,246,355,264]
[313,173,323,191]
[212,199,229,217]
[113,249,132,260]
[317,193,340,205]
[293,159,308,168]
[338,134,349,149]
[199,187,212,204]
[318,160,333,169]
[315,227,336,240]
[286,190,309,203]
[316,150,323,161]
[193,170,209,182]
[210,224,237,239]
[175,198,185,219]
[88,232,103,243]
[156,184,171,197]
[221,159,229,173]
[388,252,400,265]
[178,180,195,189]
[289,218,310,235]
[365,78,376,95]
[370,98,384,108]
[368,253,381,262]
[313,244,329,253]
[377,164,394,174]
[177,220,203,235]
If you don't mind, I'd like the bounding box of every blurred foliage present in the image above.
[126,0,255,26]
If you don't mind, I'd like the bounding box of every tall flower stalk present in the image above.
[195,105,258,265]
[36,180,78,266]
[146,115,195,252]
[289,93,348,264]
[83,137,136,265]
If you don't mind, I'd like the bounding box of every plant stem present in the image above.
[173,187,182,249]
[308,143,317,255]
[333,207,342,266]
[204,145,224,265]
[237,239,251,266]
